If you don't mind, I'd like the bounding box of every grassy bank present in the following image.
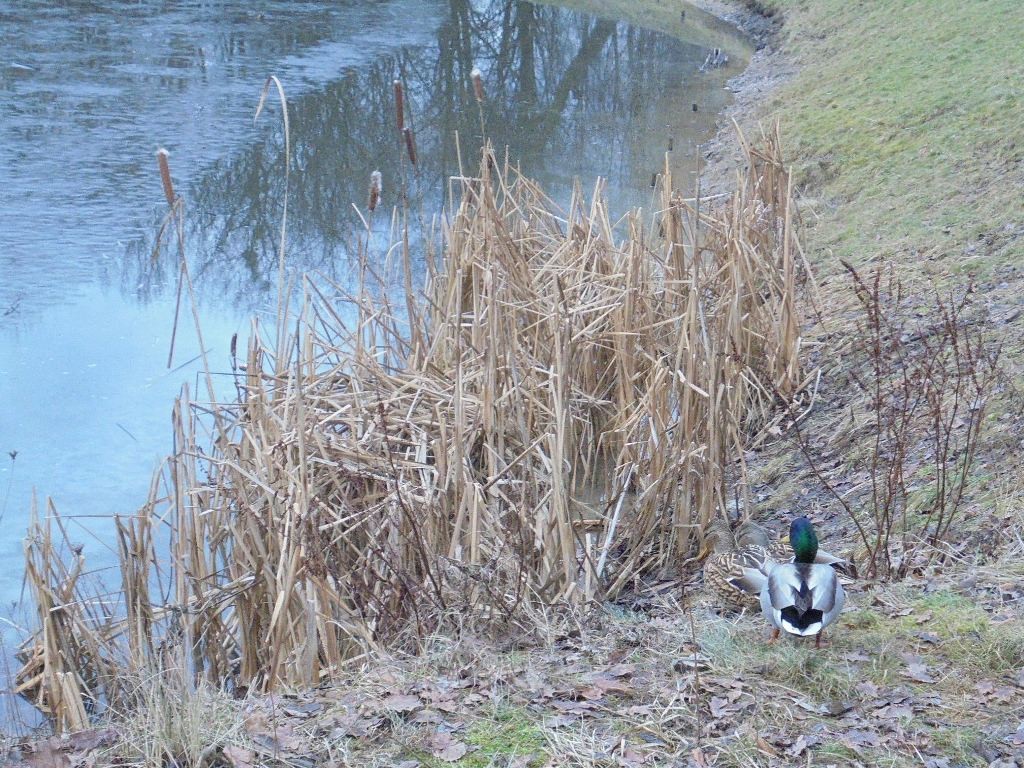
[736,0,1024,545]
[756,0,1023,280]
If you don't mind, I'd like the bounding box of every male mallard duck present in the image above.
[705,519,849,612]
[748,516,846,648]
[737,519,853,574]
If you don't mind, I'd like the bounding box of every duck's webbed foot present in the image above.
[815,630,828,649]
[767,628,781,645]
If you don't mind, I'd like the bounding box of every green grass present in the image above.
[814,740,871,766]
[700,618,861,701]
[464,708,547,767]
[412,706,547,768]
[835,591,1024,688]
[703,587,1024,701]
[757,0,1024,280]
[926,725,988,767]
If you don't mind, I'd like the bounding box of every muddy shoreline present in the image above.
[687,0,793,196]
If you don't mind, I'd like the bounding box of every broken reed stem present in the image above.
[161,146,185,370]
[19,126,809,728]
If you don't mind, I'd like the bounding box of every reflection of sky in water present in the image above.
[0,0,443,312]
[0,0,749,723]
[0,287,245,594]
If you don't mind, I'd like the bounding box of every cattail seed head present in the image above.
[471,67,485,103]
[393,79,404,132]
[403,127,417,166]
[368,170,383,212]
[156,148,175,205]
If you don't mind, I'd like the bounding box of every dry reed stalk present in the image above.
[471,67,485,102]
[19,128,809,727]
[393,79,404,132]
[155,148,175,206]
[403,127,417,166]
[368,170,382,212]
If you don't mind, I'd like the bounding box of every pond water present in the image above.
[0,0,749,723]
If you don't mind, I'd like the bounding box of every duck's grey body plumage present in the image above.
[704,518,852,613]
[758,560,845,637]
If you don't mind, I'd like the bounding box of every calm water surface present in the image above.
[0,0,748,718]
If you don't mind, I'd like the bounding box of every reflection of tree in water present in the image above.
[131,0,731,308]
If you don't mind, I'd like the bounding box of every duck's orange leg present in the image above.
[767,628,781,645]
[815,630,827,649]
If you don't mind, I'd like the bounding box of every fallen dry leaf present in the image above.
[325,710,381,738]
[66,730,116,753]
[551,698,597,714]
[603,663,636,678]
[903,662,936,683]
[1010,722,1024,746]
[616,742,647,767]
[786,734,810,757]
[755,735,778,756]
[281,700,323,718]
[383,693,422,713]
[409,709,443,725]
[222,745,257,768]
[841,728,880,755]
[710,696,732,718]
[542,713,578,728]
[688,747,709,767]
[991,686,1017,703]
[429,732,468,763]
[244,713,305,754]
[20,738,78,768]
[581,679,633,700]
[794,698,828,715]
[875,703,914,720]
[672,653,710,671]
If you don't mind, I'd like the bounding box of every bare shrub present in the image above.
[789,261,1001,578]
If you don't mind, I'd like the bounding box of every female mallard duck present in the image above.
[701,519,756,611]
[751,516,846,648]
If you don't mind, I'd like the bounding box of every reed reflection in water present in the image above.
[127,0,747,308]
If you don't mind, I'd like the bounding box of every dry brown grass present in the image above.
[17,128,809,730]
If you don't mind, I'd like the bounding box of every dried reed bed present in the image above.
[19,128,807,727]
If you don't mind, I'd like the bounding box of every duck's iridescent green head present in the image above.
[790,516,819,563]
